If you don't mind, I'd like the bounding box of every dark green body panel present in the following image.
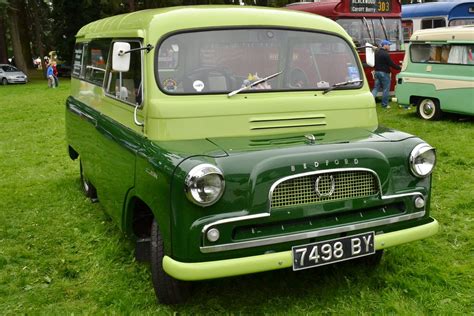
[66,96,433,263]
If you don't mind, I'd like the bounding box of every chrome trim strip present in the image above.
[201,213,270,234]
[200,210,426,253]
[250,122,327,130]
[381,192,424,200]
[68,103,95,122]
[268,167,382,206]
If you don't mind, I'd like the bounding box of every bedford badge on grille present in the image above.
[315,175,335,197]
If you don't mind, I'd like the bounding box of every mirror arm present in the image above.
[118,44,154,56]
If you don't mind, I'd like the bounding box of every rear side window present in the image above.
[105,41,143,105]
[83,39,111,85]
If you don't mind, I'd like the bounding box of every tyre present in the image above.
[1,78,7,85]
[150,219,191,305]
[79,160,97,201]
[417,98,442,121]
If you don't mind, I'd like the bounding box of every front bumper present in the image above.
[8,78,27,83]
[163,218,438,281]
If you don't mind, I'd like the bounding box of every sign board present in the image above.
[350,0,391,13]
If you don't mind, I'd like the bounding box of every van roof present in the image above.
[76,5,350,42]
[410,25,474,42]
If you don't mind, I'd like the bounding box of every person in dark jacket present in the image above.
[371,40,401,109]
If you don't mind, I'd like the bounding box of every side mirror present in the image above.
[365,43,375,67]
[112,42,131,72]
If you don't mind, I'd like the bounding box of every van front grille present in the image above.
[271,170,379,209]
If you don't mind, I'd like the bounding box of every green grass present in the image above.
[0,80,472,314]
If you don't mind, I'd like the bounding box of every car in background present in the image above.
[56,63,72,77]
[0,64,28,85]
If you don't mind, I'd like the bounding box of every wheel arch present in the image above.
[125,195,155,239]
[68,145,79,160]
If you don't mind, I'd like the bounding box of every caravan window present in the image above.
[410,43,474,65]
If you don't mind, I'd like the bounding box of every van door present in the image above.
[93,40,144,226]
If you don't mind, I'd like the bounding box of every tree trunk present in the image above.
[31,0,47,77]
[0,15,8,64]
[18,2,34,71]
[8,0,28,74]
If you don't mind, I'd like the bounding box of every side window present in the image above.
[105,41,143,105]
[84,39,111,85]
[433,19,446,28]
[402,20,413,41]
[421,18,446,29]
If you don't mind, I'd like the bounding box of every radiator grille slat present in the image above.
[271,171,379,209]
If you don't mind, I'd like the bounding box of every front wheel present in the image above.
[1,78,7,85]
[150,219,191,305]
[417,98,442,121]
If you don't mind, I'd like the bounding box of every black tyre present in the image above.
[417,98,442,121]
[80,160,97,201]
[1,78,7,85]
[150,219,191,305]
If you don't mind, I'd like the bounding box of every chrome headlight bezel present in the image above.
[184,163,225,207]
[409,143,436,178]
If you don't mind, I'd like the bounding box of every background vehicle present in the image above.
[56,62,72,77]
[67,6,438,305]
[396,26,474,120]
[0,64,28,85]
[286,0,404,93]
[402,1,474,41]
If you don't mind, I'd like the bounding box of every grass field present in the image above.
[0,80,472,314]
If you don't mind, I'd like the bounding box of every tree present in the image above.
[0,8,8,64]
[7,0,29,73]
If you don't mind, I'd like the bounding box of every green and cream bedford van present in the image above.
[66,6,438,304]
[396,26,474,120]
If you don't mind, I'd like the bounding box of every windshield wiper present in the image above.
[363,17,375,44]
[227,71,283,97]
[322,80,363,95]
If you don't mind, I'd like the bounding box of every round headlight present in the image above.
[409,143,436,177]
[185,164,225,207]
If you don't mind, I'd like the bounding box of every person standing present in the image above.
[52,62,59,87]
[47,63,55,88]
[371,40,401,109]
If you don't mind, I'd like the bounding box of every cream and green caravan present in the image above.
[66,6,438,304]
[396,26,474,120]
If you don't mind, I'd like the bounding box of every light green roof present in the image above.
[410,25,474,42]
[76,5,350,42]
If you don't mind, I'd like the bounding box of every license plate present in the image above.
[292,232,375,271]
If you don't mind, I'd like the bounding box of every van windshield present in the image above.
[156,29,362,94]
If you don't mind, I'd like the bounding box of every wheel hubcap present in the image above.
[420,100,435,118]
[83,179,89,192]
[423,103,433,115]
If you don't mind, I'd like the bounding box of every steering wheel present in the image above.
[287,68,309,89]
[185,67,235,92]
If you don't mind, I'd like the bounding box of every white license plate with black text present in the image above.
[292,232,375,270]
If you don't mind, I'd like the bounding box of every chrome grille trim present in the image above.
[269,168,380,209]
